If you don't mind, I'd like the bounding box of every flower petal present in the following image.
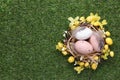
[75,16,79,21]
[68,17,74,22]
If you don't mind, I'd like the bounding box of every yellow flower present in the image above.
[102,49,106,53]
[94,13,101,21]
[58,42,64,48]
[104,44,109,50]
[69,22,74,27]
[61,47,67,51]
[100,25,104,29]
[74,66,84,74]
[68,17,74,22]
[91,63,98,70]
[74,21,80,26]
[91,21,95,25]
[78,61,84,66]
[86,13,101,22]
[92,13,101,22]
[70,26,76,30]
[80,16,86,22]
[107,49,110,52]
[105,31,111,36]
[84,62,90,67]
[56,42,64,51]
[68,16,79,27]
[56,45,61,51]
[93,21,101,26]
[105,37,113,45]
[68,16,79,23]
[109,51,114,57]
[68,56,75,63]
[62,51,68,56]
[93,56,99,61]
[86,16,93,22]
[101,53,109,60]
[102,20,107,25]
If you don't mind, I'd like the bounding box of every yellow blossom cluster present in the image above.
[68,16,80,30]
[56,42,68,56]
[101,31,114,60]
[74,61,99,74]
[86,13,107,29]
[68,13,108,30]
[74,66,84,74]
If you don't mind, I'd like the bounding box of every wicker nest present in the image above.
[64,22,105,63]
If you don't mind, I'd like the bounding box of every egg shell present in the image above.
[74,41,93,55]
[74,27,93,40]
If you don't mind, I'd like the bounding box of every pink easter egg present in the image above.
[89,34,100,52]
[74,41,93,55]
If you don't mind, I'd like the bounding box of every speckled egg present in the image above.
[74,27,93,40]
[74,41,93,55]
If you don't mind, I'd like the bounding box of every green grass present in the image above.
[0,0,120,80]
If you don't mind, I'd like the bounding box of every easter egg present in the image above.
[89,35,100,52]
[73,27,93,40]
[74,41,93,55]
[89,32,104,52]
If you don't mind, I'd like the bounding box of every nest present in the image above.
[64,22,105,63]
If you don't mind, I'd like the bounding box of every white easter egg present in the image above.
[74,27,93,40]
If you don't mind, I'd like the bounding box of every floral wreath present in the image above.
[56,13,114,74]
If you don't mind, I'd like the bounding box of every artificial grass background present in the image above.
[0,0,120,80]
